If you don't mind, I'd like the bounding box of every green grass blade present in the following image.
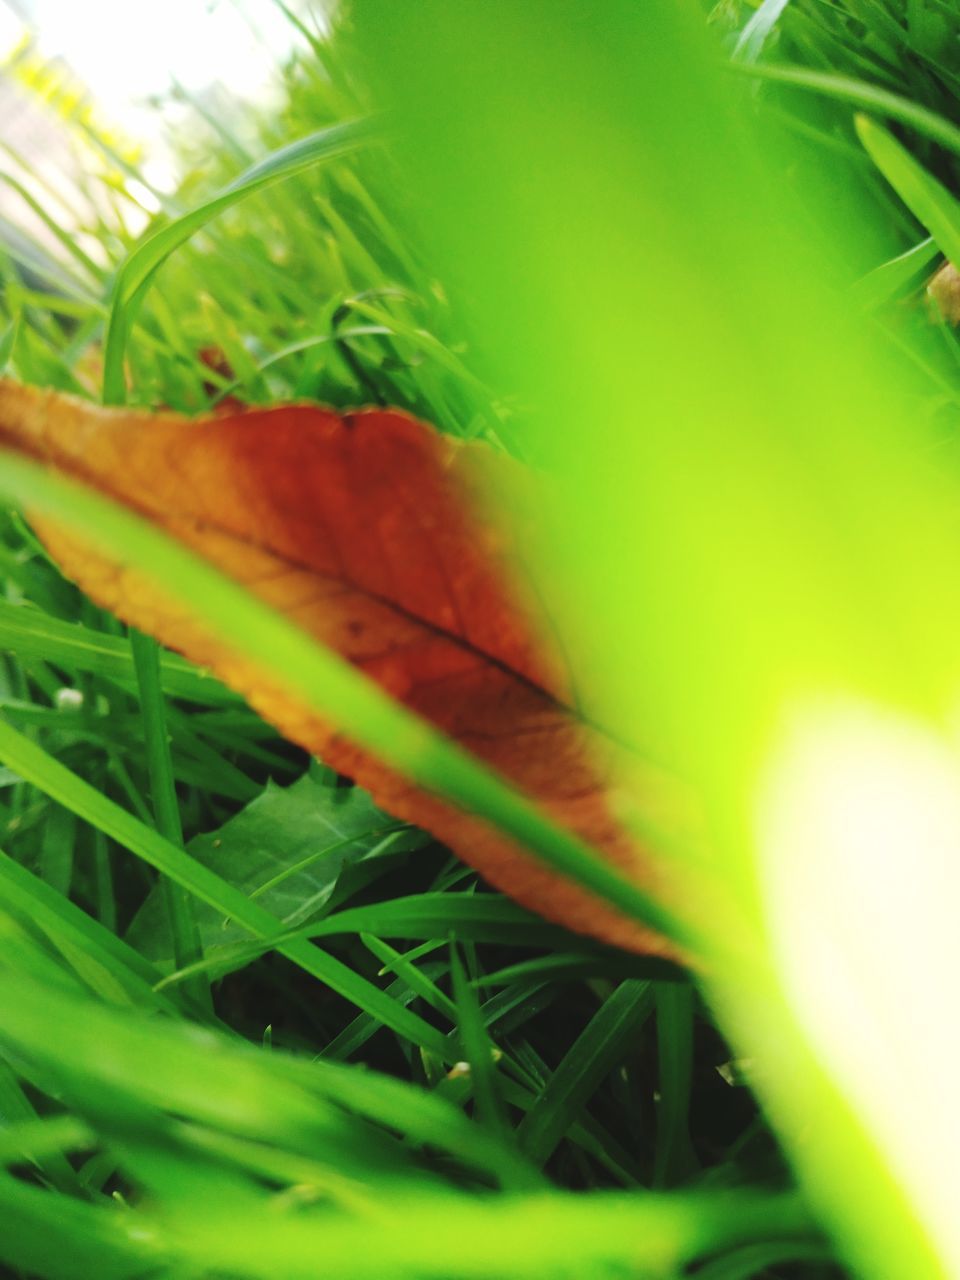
[0,849,179,1014]
[0,1061,85,1195]
[0,716,450,1056]
[3,965,534,1191]
[733,0,792,62]
[0,314,18,371]
[0,969,356,1154]
[0,174,105,283]
[102,117,378,403]
[307,895,574,946]
[850,236,938,310]
[728,62,960,158]
[161,1182,813,1278]
[282,1054,540,1190]
[0,1169,155,1280]
[131,628,210,1011]
[653,981,697,1187]
[517,980,654,1166]
[361,934,456,1022]
[692,1240,836,1279]
[855,115,960,265]
[450,942,512,1148]
[0,599,237,704]
[156,895,590,989]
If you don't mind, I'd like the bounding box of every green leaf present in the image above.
[128,765,423,971]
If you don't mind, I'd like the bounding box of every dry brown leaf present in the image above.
[0,379,686,955]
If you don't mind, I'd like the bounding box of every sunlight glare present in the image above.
[3,0,301,137]
[757,697,960,1276]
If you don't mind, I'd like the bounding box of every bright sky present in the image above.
[0,0,311,144]
[0,0,320,254]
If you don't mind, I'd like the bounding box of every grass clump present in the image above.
[4,2,960,1276]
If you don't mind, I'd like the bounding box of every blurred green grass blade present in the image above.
[850,236,938,310]
[211,327,390,403]
[0,214,100,306]
[733,0,792,62]
[0,1114,92,1175]
[0,1061,85,1195]
[102,117,378,403]
[162,1120,386,1210]
[693,1239,837,1279]
[0,1169,156,1280]
[163,1181,812,1279]
[0,969,362,1155]
[516,979,653,1166]
[350,6,959,1273]
[0,716,450,1056]
[3,966,534,1192]
[0,911,90,994]
[283,1054,541,1191]
[855,115,960,264]
[0,1122,814,1280]
[0,174,105,283]
[38,802,74,896]
[730,62,960,157]
[0,314,18,371]
[0,849,180,1014]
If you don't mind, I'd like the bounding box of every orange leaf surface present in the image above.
[0,379,685,955]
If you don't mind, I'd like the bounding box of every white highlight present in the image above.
[0,2,22,58]
[16,0,296,113]
[757,698,960,1274]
